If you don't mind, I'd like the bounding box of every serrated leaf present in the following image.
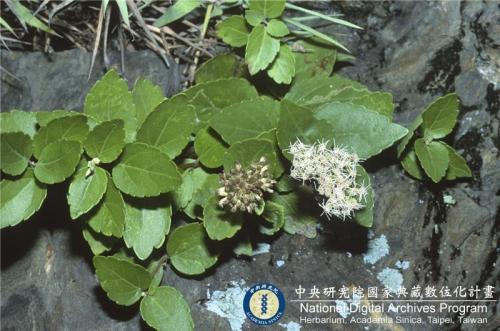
[266,19,289,37]
[314,102,408,159]
[442,143,472,180]
[146,257,165,292]
[348,92,394,119]
[414,139,449,183]
[422,93,459,141]
[154,0,201,27]
[203,197,244,240]
[223,138,282,177]
[1,132,32,176]
[0,110,37,138]
[166,223,219,275]
[260,201,285,235]
[32,114,89,159]
[82,226,116,255]
[245,25,280,75]
[68,167,108,219]
[93,256,152,306]
[112,143,182,197]
[245,9,264,26]
[34,140,83,184]
[195,54,246,84]
[216,15,250,47]
[249,0,285,18]
[267,44,295,84]
[270,188,319,238]
[352,166,374,227]
[132,78,165,128]
[124,197,172,260]
[194,128,227,168]
[87,174,125,237]
[397,115,423,157]
[36,110,81,127]
[210,97,280,145]
[140,286,194,331]
[293,39,336,82]
[84,120,126,163]
[0,169,47,229]
[401,149,424,180]
[285,75,368,108]
[276,100,335,160]
[136,95,195,158]
[84,70,137,142]
[183,78,259,132]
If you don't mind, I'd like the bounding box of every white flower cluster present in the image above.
[289,140,368,219]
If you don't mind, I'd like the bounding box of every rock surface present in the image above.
[1,1,499,331]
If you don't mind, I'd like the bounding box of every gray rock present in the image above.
[1,1,499,331]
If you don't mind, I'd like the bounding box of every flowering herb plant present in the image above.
[0,1,472,330]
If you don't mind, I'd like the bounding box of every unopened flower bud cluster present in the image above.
[218,157,276,213]
[289,140,368,219]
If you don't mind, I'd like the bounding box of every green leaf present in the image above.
[245,9,264,26]
[84,120,126,163]
[136,95,195,158]
[314,102,408,159]
[112,143,182,197]
[146,257,165,292]
[36,110,81,127]
[245,25,280,75]
[1,110,37,138]
[285,2,362,30]
[276,174,298,193]
[210,97,280,145]
[68,167,108,219]
[267,44,295,84]
[84,70,137,142]
[82,226,117,255]
[260,201,285,235]
[223,138,282,177]
[154,0,201,27]
[271,188,319,238]
[421,93,459,141]
[401,149,424,180]
[195,54,246,84]
[0,169,47,229]
[93,256,152,306]
[33,114,89,159]
[293,39,336,82]
[276,99,334,160]
[115,0,130,27]
[124,197,172,260]
[414,138,449,183]
[249,0,285,18]
[285,18,349,52]
[34,140,83,184]
[87,175,125,237]
[397,115,423,157]
[194,128,227,168]
[442,143,472,180]
[266,19,289,37]
[0,17,15,34]
[7,0,55,33]
[174,169,219,219]
[1,132,32,176]
[352,166,374,227]
[233,233,253,256]
[183,78,259,131]
[140,286,194,331]
[166,223,219,275]
[285,75,368,109]
[132,78,165,129]
[203,197,244,240]
[216,15,250,47]
[348,92,394,120]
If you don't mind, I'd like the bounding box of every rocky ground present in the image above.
[1,1,499,331]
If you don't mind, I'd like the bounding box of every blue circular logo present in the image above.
[243,283,285,325]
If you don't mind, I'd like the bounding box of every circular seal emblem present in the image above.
[243,283,285,326]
